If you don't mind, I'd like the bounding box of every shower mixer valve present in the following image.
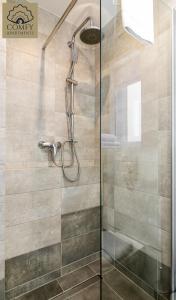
[38,140,62,157]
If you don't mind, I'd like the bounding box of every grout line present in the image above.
[103,281,124,300]
[5,183,100,197]
[6,212,62,228]
[7,44,55,60]
[59,263,96,282]
[88,263,99,275]
[51,276,100,300]
[61,252,100,276]
[5,183,99,198]
[105,267,155,299]
[61,205,100,217]
[6,268,61,294]
[13,279,63,300]
[62,228,100,242]
[67,281,99,300]
[57,274,99,293]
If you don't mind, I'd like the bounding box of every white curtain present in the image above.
[121,0,154,44]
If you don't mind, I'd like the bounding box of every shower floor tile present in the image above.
[89,257,115,275]
[53,276,100,300]
[102,282,122,300]
[13,259,159,300]
[104,269,154,300]
[68,281,100,300]
[58,265,95,291]
[17,280,63,300]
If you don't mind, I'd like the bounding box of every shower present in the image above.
[60,17,100,181]
[39,17,100,182]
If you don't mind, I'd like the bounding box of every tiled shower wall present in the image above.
[0,0,6,298]
[2,7,100,298]
[101,0,172,296]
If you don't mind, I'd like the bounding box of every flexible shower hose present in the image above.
[50,141,80,182]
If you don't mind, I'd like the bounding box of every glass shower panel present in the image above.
[101,0,172,298]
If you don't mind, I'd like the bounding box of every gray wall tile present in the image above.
[62,207,100,240]
[62,230,100,266]
[0,279,4,300]
[5,243,61,290]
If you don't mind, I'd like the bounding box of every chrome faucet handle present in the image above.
[38,141,53,149]
[38,140,62,157]
[53,142,62,156]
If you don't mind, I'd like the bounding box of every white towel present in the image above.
[121,0,154,44]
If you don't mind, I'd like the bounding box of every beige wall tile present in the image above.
[103,207,115,230]
[0,200,4,241]
[114,212,161,251]
[0,89,5,128]
[0,241,4,280]
[0,170,5,196]
[142,100,158,133]
[7,48,55,88]
[159,131,171,164]
[6,167,61,195]
[6,77,55,113]
[0,50,6,90]
[7,33,55,62]
[160,196,171,232]
[6,131,52,167]
[159,97,171,131]
[61,184,99,214]
[114,187,159,228]
[6,215,61,259]
[0,129,5,167]
[55,21,75,66]
[6,189,61,227]
[159,163,171,198]
[38,8,58,36]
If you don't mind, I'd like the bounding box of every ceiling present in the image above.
[33,0,71,17]
[30,0,120,27]
[31,0,176,28]
[32,0,100,25]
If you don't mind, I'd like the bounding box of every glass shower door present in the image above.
[101,0,172,298]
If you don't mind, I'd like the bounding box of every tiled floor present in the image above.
[103,269,154,300]
[15,258,161,300]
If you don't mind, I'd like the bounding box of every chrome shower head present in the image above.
[80,26,100,45]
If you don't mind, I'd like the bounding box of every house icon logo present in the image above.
[2,1,38,38]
